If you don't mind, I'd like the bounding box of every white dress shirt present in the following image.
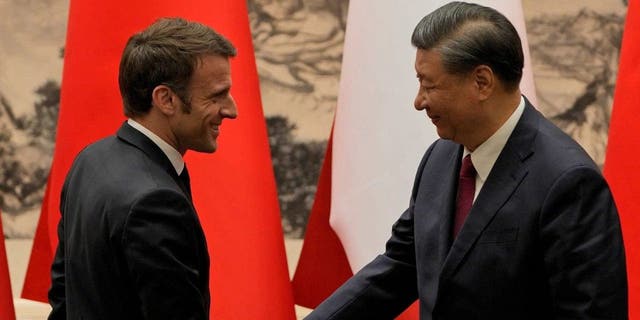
[464,96,525,201]
[127,119,185,175]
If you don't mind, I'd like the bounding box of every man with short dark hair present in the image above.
[48,18,237,319]
[307,2,627,319]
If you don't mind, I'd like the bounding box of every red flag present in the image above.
[21,1,295,319]
[0,211,16,320]
[604,1,639,318]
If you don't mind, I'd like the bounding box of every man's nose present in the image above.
[414,91,426,111]
[223,95,238,119]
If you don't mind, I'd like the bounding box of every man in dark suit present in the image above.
[307,2,627,319]
[48,18,237,319]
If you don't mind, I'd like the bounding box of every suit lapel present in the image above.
[116,122,189,196]
[416,144,462,266]
[439,101,539,282]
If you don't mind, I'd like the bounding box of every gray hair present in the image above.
[411,2,523,91]
[119,17,237,117]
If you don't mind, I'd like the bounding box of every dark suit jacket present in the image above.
[307,99,627,319]
[49,122,210,320]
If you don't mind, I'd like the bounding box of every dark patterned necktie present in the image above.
[453,154,476,237]
[179,165,192,200]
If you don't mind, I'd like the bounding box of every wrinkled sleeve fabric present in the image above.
[540,165,628,319]
[306,144,436,320]
[122,188,208,320]
[305,208,418,320]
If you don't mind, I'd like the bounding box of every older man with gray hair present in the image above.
[307,2,627,319]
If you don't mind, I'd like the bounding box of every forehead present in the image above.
[189,54,231,90]
[414,49,446,78]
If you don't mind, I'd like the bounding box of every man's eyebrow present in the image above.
[207,86,231,99]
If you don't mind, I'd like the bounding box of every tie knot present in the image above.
[460,154,476,178]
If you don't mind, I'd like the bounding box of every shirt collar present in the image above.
[127,119,185,175]
[465,96,525,183]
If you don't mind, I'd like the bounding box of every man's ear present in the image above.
[472,65,494,100]
[151,85,177,116]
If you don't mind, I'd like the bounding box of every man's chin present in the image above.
[435,129,450,140]
[191,143,218,154]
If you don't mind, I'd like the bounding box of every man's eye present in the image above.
[215,91,229,99]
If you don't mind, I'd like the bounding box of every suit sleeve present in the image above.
[48,178,71,320]
[122,189,208,320]
[306,143,438,320]
[305,208,418,320]
[540,165,628,319]
[47,216,67,320]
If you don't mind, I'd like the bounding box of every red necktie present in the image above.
[454,154,476,237]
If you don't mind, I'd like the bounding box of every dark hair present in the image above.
[411,2,523,91]
[119,17,237,117]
